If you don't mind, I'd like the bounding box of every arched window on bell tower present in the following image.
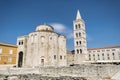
[76,41,78,46]
[76,33,78,38]
[77,49,79,54]
[79,41,81,45]
[80,49,82,54]
[79,32,81,37]
[78,24,81,29]
[75,25,77,29]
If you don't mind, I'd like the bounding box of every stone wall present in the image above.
[0,65,120,80]
[0,75,87,80]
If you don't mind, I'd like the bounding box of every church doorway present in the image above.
[18,52,23,67]
[41,59,44,66]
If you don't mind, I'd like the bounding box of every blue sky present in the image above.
[0,0,120,50]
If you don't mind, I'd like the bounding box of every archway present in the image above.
[18,52,23,67]
[41,59,44,66]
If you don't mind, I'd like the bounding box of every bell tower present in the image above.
[73,10,87,64]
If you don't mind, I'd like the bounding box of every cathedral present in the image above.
[17,24,67,67]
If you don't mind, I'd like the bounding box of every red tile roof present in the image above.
[88,46,120,50]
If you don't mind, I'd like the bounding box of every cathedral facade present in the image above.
[17,24,67,67]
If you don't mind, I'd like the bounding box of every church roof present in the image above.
[36,24,54,32]
[88,46,120,50]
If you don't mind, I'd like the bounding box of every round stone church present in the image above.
[17,24,67,68]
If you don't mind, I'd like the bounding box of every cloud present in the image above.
[50,23,74,39]
[86,34,93,41]
[67,32,74,39]
[50,23,66,33]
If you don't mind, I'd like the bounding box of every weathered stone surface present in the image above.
[17,24,67,68]
[0,74,87,80]
[0,65,120,80]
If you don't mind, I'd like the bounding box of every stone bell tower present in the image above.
[73,10,87,64]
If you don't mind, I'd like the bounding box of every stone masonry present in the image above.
[0,65,120,80]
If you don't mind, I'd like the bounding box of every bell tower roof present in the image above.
[76,10,81,20]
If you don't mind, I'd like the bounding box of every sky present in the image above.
[0,0,120,50]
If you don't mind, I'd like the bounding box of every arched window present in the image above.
[54,55,56,59]
[21,41,23,45]
[75,25,77,29]
[102,53,104,60]
[107,54,110,60]
[77,49,79,54]
[76,41,78,46]
[98,54,100,60]
[112,53,114,56]
[76,33,78,38]
[78,24,81,29]
[79,32,81,37]
[79,41,81,45]
[19,41,20,45]
[41,59,44,66]
[93,54,95,60]
[112,53,115,60]
[89,54,91,60]
[18,52,23,67]
[18,41,23,45]
[60,55,62,59]
[41,36,45,43]
[80,49,82,54]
